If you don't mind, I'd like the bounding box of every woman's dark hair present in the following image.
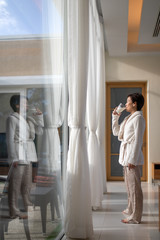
[10,95,28,112]
[127,93,144,111]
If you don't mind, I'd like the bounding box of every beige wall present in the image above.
[105,53,160,182]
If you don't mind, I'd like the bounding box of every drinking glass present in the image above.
[116,103,126,114]
[28,103,39,115]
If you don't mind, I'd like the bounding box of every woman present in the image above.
[6,95,44,219]
[112,93,145,224]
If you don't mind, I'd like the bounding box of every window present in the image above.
[0,0,63,38]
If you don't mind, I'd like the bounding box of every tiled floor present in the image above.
[1,181,160,240]
[92,181,160,240]
[64,181,160,240]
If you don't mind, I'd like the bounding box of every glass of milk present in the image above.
[28,104,39,115]
[116,103,126,114]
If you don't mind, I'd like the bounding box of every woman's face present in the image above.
[125,96,137,113]
[16,98,28,113]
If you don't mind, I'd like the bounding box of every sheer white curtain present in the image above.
[87,0,106,209]
[97,23,107,194]
[40,85,64,172]
[64,0,93,238]
[40,0,64,173]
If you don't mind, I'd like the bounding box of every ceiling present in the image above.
[99,0,160,56]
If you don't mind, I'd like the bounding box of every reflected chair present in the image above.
[30,185,61,234]
[31,173,61,234]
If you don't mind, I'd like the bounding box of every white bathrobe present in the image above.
[6,112,44,165]
[112,111,145,166]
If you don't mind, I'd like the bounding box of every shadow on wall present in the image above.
[148,91,160,110]
[148,91,160,98]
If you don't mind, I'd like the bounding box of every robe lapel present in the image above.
[118,111,142,141]
[11,112,30,138]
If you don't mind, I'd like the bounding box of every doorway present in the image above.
[106,82,147,181]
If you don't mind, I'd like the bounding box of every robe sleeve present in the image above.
[6,116,18,163]
[28,114,44,136]
[112,114,120,136]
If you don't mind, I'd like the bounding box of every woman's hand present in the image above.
[113,107,121,116]
[13,161,18,168]
[128,163,136,170]
[34,108,42,115]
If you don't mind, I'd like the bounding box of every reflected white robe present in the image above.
[6,112,44,164]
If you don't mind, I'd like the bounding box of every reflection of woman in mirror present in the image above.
[6,95,44,219]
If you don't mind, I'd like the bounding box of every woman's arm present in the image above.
[28,113,44,136]
[34,114,44,135]
[112,108,121,136]
[6,116,18,163]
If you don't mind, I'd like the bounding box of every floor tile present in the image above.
[92,182,160,240]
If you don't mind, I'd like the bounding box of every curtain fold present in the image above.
[97,23,107,194]
[64,0,93,238]
[39,0,65,174]
[40,85,64,172]
[87,0,106,209]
